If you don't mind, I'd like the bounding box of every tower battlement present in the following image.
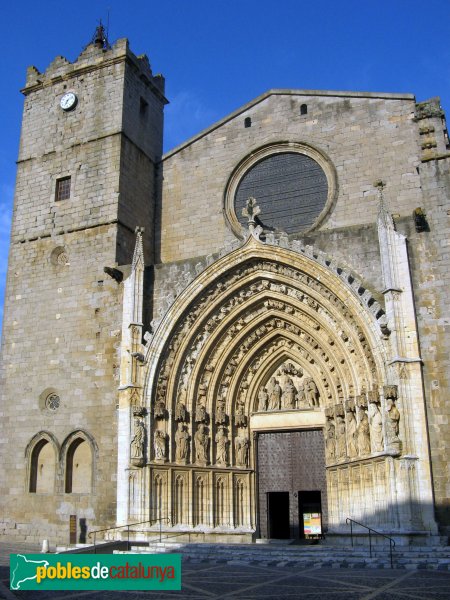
[23,38,165,98]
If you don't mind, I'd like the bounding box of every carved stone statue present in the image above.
[281,378,297,409]
[154,398,166,419]
[385,398,401,452]
[257,386,268,412]
[235,435,249,467]
[235,399,247,427]
[175,422,189,462]
[154,430,166,460]
[195,424,209,464]
[267,377,281,410]
[336,415,347,459]
[346,409,358,458]
[215,426,228,465]
[296,384,308,408]
[305,378,320,407]
[369,402,384,452]
[175,400,186,422]
[357,407,371,456]
[215,398,226,425]
[130,418,145,464]
[325,419,336,462]
[195,401,207,423]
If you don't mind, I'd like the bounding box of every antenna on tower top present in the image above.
[91,19,110,50]
[106,8,111,44]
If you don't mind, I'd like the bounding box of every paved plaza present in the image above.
[1,543,450,600]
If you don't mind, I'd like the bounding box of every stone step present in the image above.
[117,541,449,570]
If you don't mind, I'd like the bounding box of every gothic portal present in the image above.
[1,32,449,545]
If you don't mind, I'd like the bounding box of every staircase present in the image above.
[115,541,450,570]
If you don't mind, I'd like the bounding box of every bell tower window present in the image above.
[55,176,71,201]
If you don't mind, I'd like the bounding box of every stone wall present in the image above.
[158,91,421,264]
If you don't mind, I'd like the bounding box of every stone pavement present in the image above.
[1,543,450,600]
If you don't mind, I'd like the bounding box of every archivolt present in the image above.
[144,238,388,426]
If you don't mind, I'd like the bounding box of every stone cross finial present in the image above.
[374,180,386,204]
[242,197,261,233]
[375,180,394,231]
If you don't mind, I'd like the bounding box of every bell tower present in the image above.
[0,29,167,542]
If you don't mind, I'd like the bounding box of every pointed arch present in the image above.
[61,430,97,494]
[26,431,59,494]
[144,237,388,452]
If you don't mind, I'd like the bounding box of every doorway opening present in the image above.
[298,490,322,539]
[267,491,290,539]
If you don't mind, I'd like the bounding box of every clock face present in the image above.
[60,92,77,111]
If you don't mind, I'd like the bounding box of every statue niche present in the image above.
[215,398,227,425]
[130,417,146,467]
[345,399,358,458]
[195,399,207,424]
[154,430,167,461]
[175,422,189,463]
[215,426,229,465]
[235,435,250,468]
[385,397,402,454]
[195,424,209,465]
[368,395,384,453]
[325,410,336,463]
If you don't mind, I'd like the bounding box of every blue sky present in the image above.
[1,0,450,335]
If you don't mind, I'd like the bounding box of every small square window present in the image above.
[55,176,71,201]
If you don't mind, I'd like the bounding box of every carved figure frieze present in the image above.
[151,254,383,452]
[175,422,189,463]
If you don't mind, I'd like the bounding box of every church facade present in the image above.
[1,34,449,545]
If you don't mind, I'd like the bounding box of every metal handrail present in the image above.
[88,517,171,553]
[346,517,395,568]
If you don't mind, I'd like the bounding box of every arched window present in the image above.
[29,439,56,493]
[65,438,92,493]
[300,103,308,115]
[244,117,252,128]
